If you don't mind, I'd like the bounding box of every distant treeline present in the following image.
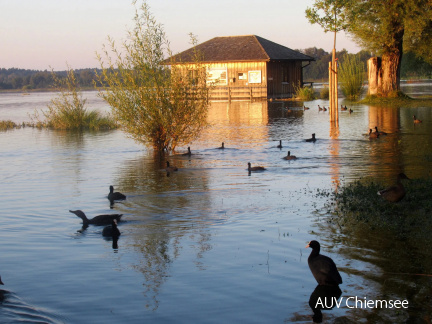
[0,68,100,91]
[1,49,431,90]
[300,47,432,81]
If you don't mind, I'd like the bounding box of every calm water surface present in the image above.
[0,84,431,323]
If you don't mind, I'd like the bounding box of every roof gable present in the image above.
[169,35,314,63]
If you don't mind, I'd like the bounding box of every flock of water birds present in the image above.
[1,103,419,323]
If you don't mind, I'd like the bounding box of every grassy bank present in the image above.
[327,177,432,243]
[361,93,432,107]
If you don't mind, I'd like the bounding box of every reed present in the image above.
[338,54,365,100]
[293,82,316,101]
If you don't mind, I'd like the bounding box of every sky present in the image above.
[1,0,361,71]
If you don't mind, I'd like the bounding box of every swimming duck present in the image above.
[322,106,327,111]
[378,173,410,202]
[306,133,316,142]
[166,161,178,172]
[108,185,126,201]
[247,162,266,172]
[182,147,192,156]
[375,126,387,135]
[102,219,121,238]
[69,210,123,226]
[304,105,310,110]
[341,105,347,111]
[413,115,422,123]
[349,108,353,114]
[318,105,323,111]
[369,129,379,138]
[282,151,297,160]
[276,140,283,149]
[306,240,342,286]
[217,142,225,149]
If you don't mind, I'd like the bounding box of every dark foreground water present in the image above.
[0,85,431,323]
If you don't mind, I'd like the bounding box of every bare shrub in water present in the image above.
[96,1,210,152]
[338,54,365,100]
[31,66,117,130]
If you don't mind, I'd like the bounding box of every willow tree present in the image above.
[96,1,209,152]
[306,0,432,97]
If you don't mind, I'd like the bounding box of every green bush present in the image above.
[338,54,365,100]
[293,82,315,101]
[320,86,329,99]
[31,67,117,130]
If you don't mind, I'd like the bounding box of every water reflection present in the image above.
[308,284,342,323]
[113,153,216,309]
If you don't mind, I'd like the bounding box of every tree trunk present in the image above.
[367,29,404,97]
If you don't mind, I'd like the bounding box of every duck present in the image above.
[102,219,121,238]
[0,276,3,285]
[182,147,192,156]
[304,105,310,110]
[247,162,266,172]
[375,126,387,136]
[306,240,342,286]
[108,185,126,201]
[165,161,178,172]
[276,140,283,149]
[378,172,410,202]
[341,105,347,111]
[318,105,323,111]
[69,210,123,226]
[217,142,225,149]
[282,151,297,160]
[349,108,353,114]
[306,133,316,142]
[322,106,327,111]
[369,128,379,138]
[413,115,422,123]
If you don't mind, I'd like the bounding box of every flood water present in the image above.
[0,82,431,323]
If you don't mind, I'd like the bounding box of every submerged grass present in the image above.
[361,92,432,108]
[329,177,432,242]
[0,120,17,130]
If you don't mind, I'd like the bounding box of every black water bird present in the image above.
[247,162,266,172]
[369,128,379,139]
[217,142,225,149]
[306,133,316,142]
[282,151,297,160]
[108,185,126,201]
[375,126,387,136]
[182,147,192,156]
[69,210,123,226]
[102,219,121,238]
[0,276,3,285]
[276,140,283,149]
[306,240,342,286]
[166,161,178,173]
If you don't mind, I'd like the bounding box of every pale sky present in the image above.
[1,0,361,70]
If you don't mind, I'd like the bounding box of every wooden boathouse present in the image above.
[168,35,314,100]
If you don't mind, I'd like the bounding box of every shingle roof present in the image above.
[169,35,314,63]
